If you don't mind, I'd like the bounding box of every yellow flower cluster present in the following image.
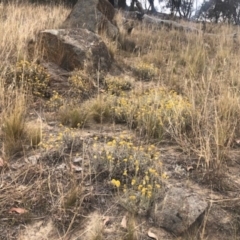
[7,60,50,98]
[133,61,158,81]
[104,76,132,96]
[95,136,163,213]
[68,70,95,98]
[38,126,77,150]
[111,179,121,188]
[109,87,191,140]
[45,91,64,111]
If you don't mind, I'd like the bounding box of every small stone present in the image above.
[48,121,56,126]
[25,154,41,165]
[56,163,66,170]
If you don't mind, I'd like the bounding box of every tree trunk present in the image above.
[118,0,126,9]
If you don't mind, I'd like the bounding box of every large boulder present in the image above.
[152,187,208,235]
[37,28,112,73]
[62,0,119,39]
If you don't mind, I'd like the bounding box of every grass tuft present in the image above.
[58,104,89,128]
[2,94,27,156]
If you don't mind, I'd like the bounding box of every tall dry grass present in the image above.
[0,3,69,65]
[0,3,69,157]
[0,2,239,167]
[125,22,240,168]
[0,3,240,239]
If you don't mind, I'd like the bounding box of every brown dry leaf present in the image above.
[103,216,110,225]
[121,215,127,229]
[186,166,194,171]
[147,228,158,240]
[9,207,28,214]
[0,158,4,167]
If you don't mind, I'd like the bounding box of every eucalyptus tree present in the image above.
[196,0,240,24]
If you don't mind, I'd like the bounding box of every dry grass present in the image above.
[83,212,105,240]
[0,3,69,158]
[0,3,69,66]
[1,91,41,157]
[1,2,240,240]
[2,93,27,156]
[116,21,240,169]
[58,104,90,128]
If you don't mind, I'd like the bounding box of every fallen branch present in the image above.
[122,12,238,38]
[142,14,200,33]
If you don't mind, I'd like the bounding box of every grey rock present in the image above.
[204,204,236,240]
[41,62,70,95]
[25,154,41,165]
[62,0,119,39]
[56,163,67,170]
[153,187,208,235]
[37,28,111,73]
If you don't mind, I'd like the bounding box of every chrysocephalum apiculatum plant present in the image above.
[6,60,50,98]
[92,136,168,214]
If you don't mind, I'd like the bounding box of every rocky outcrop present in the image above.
[152,187,208,235]
[27,0,116,97]
[37,28,111,74]
[62,0,119,39]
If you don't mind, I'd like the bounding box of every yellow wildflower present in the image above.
[162,172,169,179]
[129,195,136,200]
[147,191,152,198]
[141,187,147,195]
[131,179,136,185]
[111,179,121,188]
[147,184,153,190]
